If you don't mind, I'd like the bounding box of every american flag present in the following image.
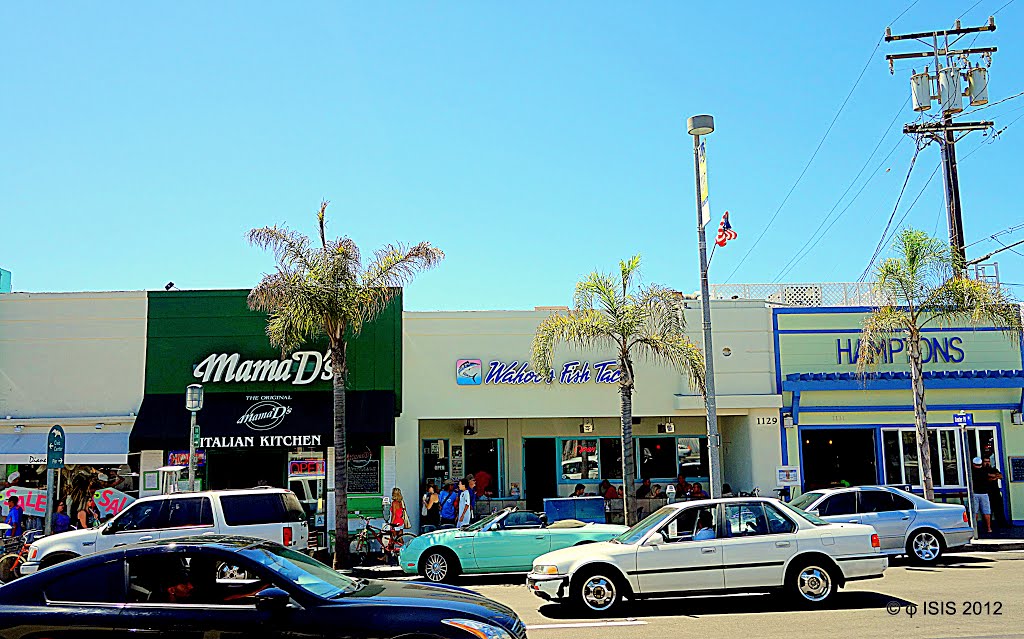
[715,211,737,247]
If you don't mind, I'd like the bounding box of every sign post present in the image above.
[44,424,66,536]
[954,410,976,539]
[185,384,204,492]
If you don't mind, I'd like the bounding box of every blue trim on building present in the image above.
[777,326,1007,335]
[797,403,1019,413]
[773,309,788,466]
[783,373,1024,392]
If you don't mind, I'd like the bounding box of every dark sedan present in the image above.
[0,535,526,639]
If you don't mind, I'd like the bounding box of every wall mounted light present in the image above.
[95,422,105,430]
[783,414,794,428]
[1012,410,1023,425]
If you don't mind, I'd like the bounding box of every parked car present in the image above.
[527,497,885,612]
[788,485,972,564]
[0,536,527,639]
[18,488,308,576]
[401,507,626,583]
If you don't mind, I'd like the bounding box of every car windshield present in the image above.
[463,508,509,532]
[241,544,360,599]
[789,491,825,511]
[611,506,675,545]
[786,504,830,526]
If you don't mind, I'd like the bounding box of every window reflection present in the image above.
[560,439,599,481]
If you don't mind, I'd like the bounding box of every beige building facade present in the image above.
[396,301,783,529]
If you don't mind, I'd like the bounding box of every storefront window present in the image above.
[559,439,599,482]
[883,428,963,488]
[599,439,622,480]
[637,437,676,479]
[966,428,998,464]
[676,436,708,479]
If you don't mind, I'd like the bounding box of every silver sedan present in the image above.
[789,486,973,564]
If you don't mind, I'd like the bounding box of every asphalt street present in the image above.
[447,551,1024,639]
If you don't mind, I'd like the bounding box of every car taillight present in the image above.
[283,527,293,547]
[963,510,969,523]
[871,534,880,548]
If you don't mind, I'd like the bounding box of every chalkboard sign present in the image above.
[349,458,381,494]
[1009,457,1024,483]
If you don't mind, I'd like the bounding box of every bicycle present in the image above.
[0,529,44,583]
[348,514,416,567]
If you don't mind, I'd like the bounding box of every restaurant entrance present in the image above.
[523,438,557,511]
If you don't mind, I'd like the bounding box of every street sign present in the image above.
[192,424,201,446]
[46,424,65,469]
[953,412,974,426]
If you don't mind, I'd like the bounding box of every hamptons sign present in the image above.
[456,358,621,386]
[193,351,333,385]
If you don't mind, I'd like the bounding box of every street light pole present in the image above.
[688,114,723,499]
[185,384,204,492]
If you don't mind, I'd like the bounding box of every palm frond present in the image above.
[247,225,313,271]
[359,242,445,323]
[531,309,617,380]
[856,305,911,372]
[920,276,1022,338]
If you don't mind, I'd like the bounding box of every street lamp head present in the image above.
[687,114,715,136]
[185,384,204,412]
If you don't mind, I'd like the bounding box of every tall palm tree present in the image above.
[531,255,705,525]
[248,201,444,567]
[858,229,1020,500]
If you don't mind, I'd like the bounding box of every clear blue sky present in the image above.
[2,1,1022,310]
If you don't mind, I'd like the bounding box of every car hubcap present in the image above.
[582,575,616,611]
[914,533,940,561]
[424,554,448,582]
[797,566,832,602]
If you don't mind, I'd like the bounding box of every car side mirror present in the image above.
[254,587,290,613]
[101,523,116,535]
[539,514,548,528]
[807,510,819,517]
[646,532,667,547]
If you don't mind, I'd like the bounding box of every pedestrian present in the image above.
[599,479,617,500]
[635,478,652,499]
[971,456,1002,535]
[384,488,410,562]
[52,501,72,533]
[571,483,586,497]
[456,476,473,528]
[421,483,440,531]
[721,483,735,497]
[674,475,690,500]
[474,469,493,498]
[4,496,24,538]
[690,482,709,499]
[650,484,663,499]
[438,480,458,528]
[77,497,100,529]
[983,457,1008,528]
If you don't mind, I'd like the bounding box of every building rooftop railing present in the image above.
[710,264,1003,307]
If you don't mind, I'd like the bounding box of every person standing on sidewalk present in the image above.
[438,480,458,528]
[456,476,473,528]
[971,456,1003,535]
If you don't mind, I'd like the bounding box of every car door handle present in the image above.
[776,541,791,548]
[901,516,910,520]
[847,519,858,523]
[535,536,545,540]
[139,536,154,542]
[701,547,716,554]
[113,543,127,547]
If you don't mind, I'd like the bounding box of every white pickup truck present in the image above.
[19,487,308,576]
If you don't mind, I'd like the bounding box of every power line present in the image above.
[957,0,988,21]
[773,134,908,282]
[859,140,927,281]
[723,0,923,283]
[966,222,1024,248]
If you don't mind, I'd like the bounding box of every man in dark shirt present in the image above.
[635,478,652,499]
[971,457,1003,534]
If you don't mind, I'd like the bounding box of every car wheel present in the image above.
[572,568,623,614]
[420,549,459,583]
[0,554,19,583]
[787,560,837,606]
[906,529,943,564]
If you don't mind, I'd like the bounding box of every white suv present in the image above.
[19,488,308,576]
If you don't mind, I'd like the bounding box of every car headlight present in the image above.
[533,564,559,575]
[441,618,513,639]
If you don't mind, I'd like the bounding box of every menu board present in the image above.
[1009,457,1024,483]
[349,457,381,494]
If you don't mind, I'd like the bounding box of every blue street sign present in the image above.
[953,412,974,426]
[47,424,66,469]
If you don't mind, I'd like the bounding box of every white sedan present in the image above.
[527,497,886,613]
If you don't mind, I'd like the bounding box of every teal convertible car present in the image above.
[400,507,627,583]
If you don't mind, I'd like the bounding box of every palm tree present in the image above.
[858,229,1020,500]
[531,255,705,525]
[248,201,444,567]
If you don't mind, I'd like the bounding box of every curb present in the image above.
[961,541,1024,552]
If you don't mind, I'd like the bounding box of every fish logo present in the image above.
[456,359,482,385]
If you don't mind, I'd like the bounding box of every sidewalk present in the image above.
[960,526,1024,552]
